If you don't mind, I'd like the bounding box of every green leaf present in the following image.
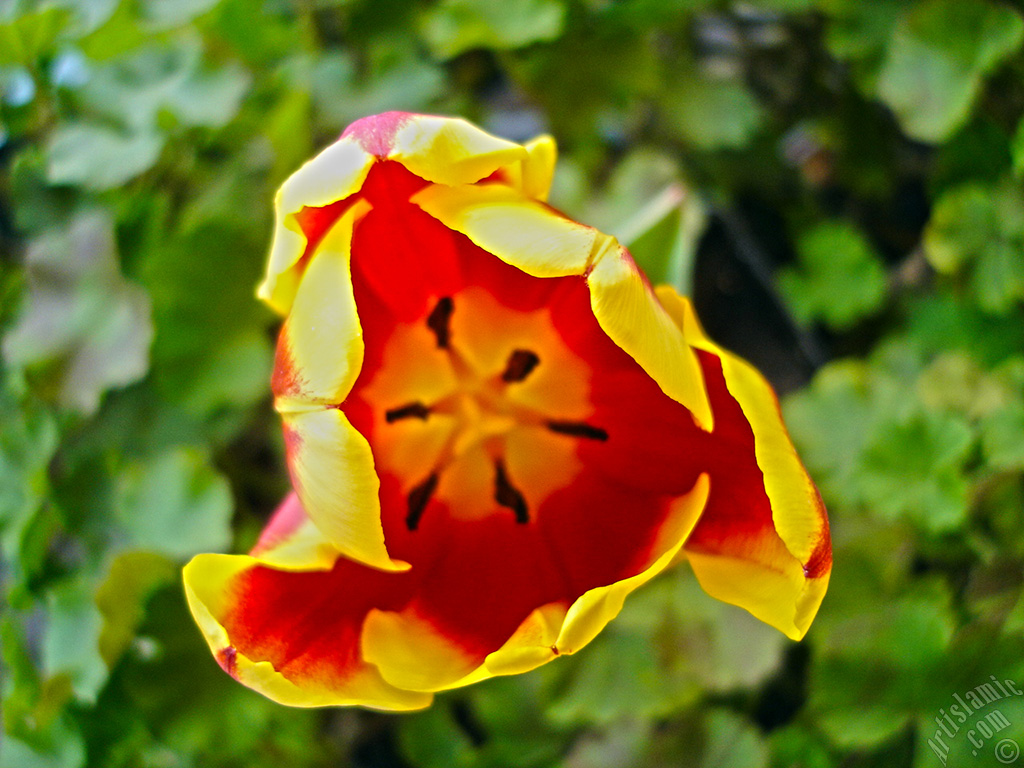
[508,20,659,142]
[875,0,1024,142]
[79,39,250,133]
[1013,115,1024,179]
[768,725,834,768]
[778,221,888,329]
[420,0,566,59]
[915,352,1005,419]
[95,551,177,667]
[821,0,909,65]
[0,380,59,595]
[661,71,763,150]
[0,729,85,768]
[43,577,107,704]
[979,361,1024,469]
[113,447,233,560]
[178,330,272,423]
[856,411,974,531]
[139,0,222,28]
[546,572,785,725]
[310,50,445,131]
[139,220,272,437]
[809,582,956,747]
[46,124,164,190]
[904,293,1024,366]
[783,361,882,505]
[2,211,154,414]
[0,7,70,68]
[623,186,706,294]
[980,403,1024,470]
[923,181,1024,314]
[700,710,768,768]
[0,383,58,539]
[398,704,477,768]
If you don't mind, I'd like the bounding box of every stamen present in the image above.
[426,296,454,349]
[501,349,540,383]
[494,460,529,524]
[406,473,439,531]
[385,401,430,423]
[546,421,609,441]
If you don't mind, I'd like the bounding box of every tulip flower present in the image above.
[184,112,831,710]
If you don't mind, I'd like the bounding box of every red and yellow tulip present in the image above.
[183,112,831,710]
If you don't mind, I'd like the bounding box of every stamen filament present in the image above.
[426,296,454,349]
[406,473,439,531]
[501,349,540,383]
[494,460,529,524]
[546,421,609,441]
[385,401,430,422]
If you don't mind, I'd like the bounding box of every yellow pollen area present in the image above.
[358,287,595,523]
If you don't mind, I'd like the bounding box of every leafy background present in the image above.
[2,0,1024,766]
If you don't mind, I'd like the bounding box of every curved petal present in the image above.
[451,473,710,687]
[412,183,600,276]
[259,141,375,314]
[248,492,341,571]
[552,472,709,653]
[360,608,483,692]
[492,134,558,201]
[260,113,538,315]
[412,183,713,430]
[183,552,431,710]
[343,112,528,187]
[282,407,408,572]
[656,285,831,640]
[183,497,428,710]
[520,135,557,202]
[362,474,710,693]
[272,201,370,410]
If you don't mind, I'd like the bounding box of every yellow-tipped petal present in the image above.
[248,493,341,571]
[587,240,713,431]
[479,602,567,676]
[413,183,713,429]
[183,554,431,710]
[389,115,528,187]
[361,609,482,692]
[520,135,557,202]
[684,551,827,641]
[282,408,407,572]
[656,285,831,640]
[413,183,599,277]
[259,140,374,314]
[554,474,710,653]
[272,202,370,410]
[494,134,558,201]
[361,478,709,693]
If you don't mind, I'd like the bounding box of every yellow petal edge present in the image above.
[184,476,709,708]
[258,114,555,316]
[656,285,830,640]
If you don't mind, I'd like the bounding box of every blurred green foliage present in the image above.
[2,0,1024,766]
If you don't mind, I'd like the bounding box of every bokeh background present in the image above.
[3,0,1024,766]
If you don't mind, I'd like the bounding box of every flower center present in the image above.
[355,287,607,531]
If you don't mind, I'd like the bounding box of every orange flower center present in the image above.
[357,286,606,530]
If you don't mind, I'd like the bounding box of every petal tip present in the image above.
[341,111,416,157]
